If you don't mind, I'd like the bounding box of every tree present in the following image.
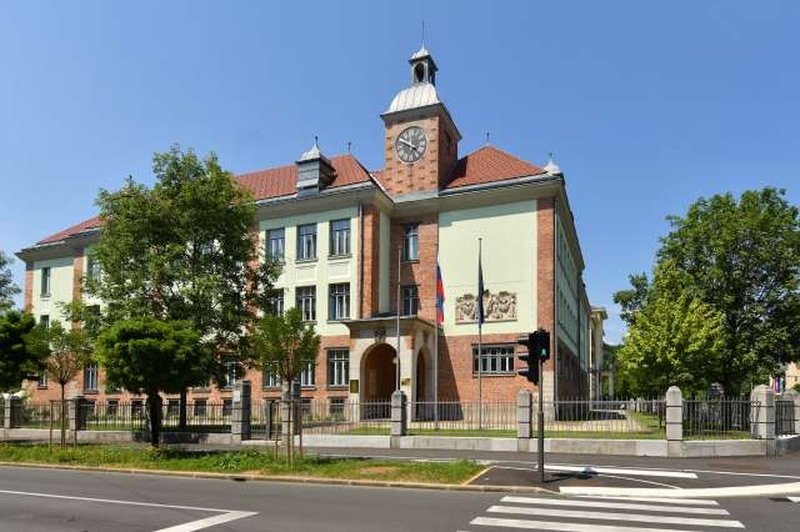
[613,273,649,328]
[657,188,800,392]
[95,317,212,447]
[0,251,19,312]
[40,321,93,447]
[0,311,43,393]
[91,145,280,424]
[250,307,320,464]
[616,264,726,397]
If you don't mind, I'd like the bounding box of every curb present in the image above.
[0,461,555,495]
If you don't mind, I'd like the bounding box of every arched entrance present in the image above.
[361,343,396,404]
[414,347,434,420]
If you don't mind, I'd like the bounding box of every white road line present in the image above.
[544,465,698,479]
[576,495,719,506]
[560,480,800,498]
[0,488,258,532]
[485,505,745,528]
[501,496,729,515]
[471,516,697,531]
[154,511,258,532]
[788,496,800,503]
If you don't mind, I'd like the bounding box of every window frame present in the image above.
[40,267,51,297]
[297,223,317,261]
[296,285,317,322]
[264,288,285,316]
[300,361,316,388]
[402,223,420,262]
[328,283,350,321]
[329,219,351,257]
[266,228,286,263]
[327,349,349,388]
[84,363,99,392]
[472,344,516,376]
[401,285,419,316]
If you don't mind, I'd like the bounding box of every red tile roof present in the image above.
[443,145,545,190]
[36,153,373,245]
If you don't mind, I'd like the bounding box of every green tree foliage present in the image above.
[0,251,19,311]
[616,264,726,397]
[0,311,43,392]
[39,320,93,446]
[90,145,280,390]
[615,187,799,394]
[95,317,212,446]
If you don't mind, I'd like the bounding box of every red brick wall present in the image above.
[438,333,536,402]
[24,261,33,311]
[536,197,556,373]
[360,205,382,318]
[71,248,84,327]
[390,213,438,323]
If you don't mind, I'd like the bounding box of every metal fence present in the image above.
[776,400,797,436]
[546,398,665,439]
[683,398,755,439]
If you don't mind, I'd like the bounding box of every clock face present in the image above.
[395,126,428,163]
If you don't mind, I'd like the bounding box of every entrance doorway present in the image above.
[361,343,396,418]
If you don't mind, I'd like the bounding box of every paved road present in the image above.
[1,465,799,531]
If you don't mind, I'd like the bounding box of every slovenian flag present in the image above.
[436,263,445,325]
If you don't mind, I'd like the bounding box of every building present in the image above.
[16,45,601,410]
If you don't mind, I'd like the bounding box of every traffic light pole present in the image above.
[537,355,545,484]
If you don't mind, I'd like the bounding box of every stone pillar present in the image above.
[517,390,532,452]
[665,386,683,442]
[231,380,252,443]
[391,390,407,437]
[751,385,776,455]
[783,389,800,436]
[68,395,85,432]
[4,397,21,429]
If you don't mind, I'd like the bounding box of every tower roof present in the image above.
[386,82,441,114]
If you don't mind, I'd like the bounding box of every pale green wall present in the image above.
[31,256,74,326]
[259,207,359,336]
[438,200,537,336]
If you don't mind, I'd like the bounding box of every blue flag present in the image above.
[477,243,484,326]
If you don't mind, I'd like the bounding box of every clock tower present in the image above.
[381,45,462,197]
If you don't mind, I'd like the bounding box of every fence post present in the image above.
[784,389,800,436]
[666,386,683,453]
[231,380,252,444]
[68,395,85,433]
[5,397,21,429]
[751,385,775,455]
[516,389,532,451]
[391,390,407,437]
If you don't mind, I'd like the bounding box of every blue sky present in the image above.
[1,1,798,343]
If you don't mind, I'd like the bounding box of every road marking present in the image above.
[560,480,800,498]
[485,505,744,528]
[576,495,719,506]
[788,496,800,503]
[154,511,258,532]
[501,496,729,515]
[0,488,258,531]
[544,465,698,479]
[471,516,699,531]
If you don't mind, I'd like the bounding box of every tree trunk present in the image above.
[59,384,67,448]
[179,389,187,430]
[147,393,162,447]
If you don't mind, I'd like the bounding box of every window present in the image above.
[262,365,280,389]
[37,370,48,388]
[296,286,316,321]
[329,219,351,256]
[86,255,102,283]
[40,267,51,297]
[266,228,285,262]
[402,224,419,261]
[328,283,350,321]
[39,315,50,329]
[327,349,349,387]
[131,400,144,418]
[300,361,315,387]
[329,397,345,416]
[222,399,233,417]
[297,224,317,260]
[84,364,99,392]
[301,398,312,418]
[193,400,207,417]
[106,400,119,417]
[166,400,180,417]
[472,345,515,375]
[402,285,419,316]
[223,360,242,389]
[265,289,284,316]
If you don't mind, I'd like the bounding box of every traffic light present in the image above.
[516,333,539,384]
[533,328,551,362]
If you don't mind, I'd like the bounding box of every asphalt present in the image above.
[2,464,800,531]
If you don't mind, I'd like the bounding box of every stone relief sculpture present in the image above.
[455,291,517,323]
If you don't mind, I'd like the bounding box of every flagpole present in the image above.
[477,237,483,431]
[434,255,440,431]
[396,246,402,392]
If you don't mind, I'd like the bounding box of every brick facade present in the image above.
[390,213,438,323]
[360,204,382,318]
[536,197,556,374]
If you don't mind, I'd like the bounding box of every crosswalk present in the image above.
[462,495,745,531]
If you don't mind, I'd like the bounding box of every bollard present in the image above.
[391,390,407,437]
[516,389,533,447]
[231,380,252,443]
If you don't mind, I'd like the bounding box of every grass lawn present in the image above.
[0,444,483,485]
